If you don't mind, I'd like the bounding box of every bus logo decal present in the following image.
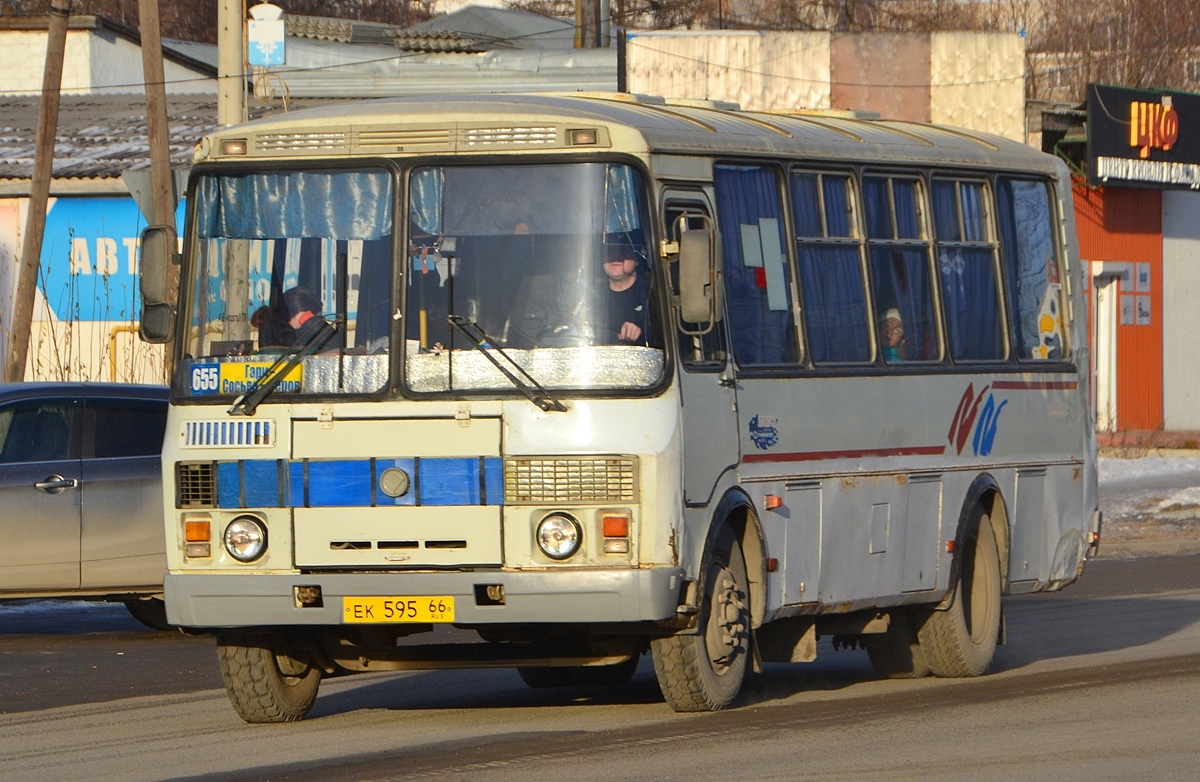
[948,383,1007,456]
[748,415,779,450]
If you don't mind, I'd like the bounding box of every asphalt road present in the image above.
[2,553,1200,781]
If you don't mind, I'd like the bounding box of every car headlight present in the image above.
[224,516,267,562]
[536,513,581,560]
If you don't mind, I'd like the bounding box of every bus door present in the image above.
[665,195,739,507]
[712,163,820,605]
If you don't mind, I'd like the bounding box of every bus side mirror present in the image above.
[139,224,178,343]
[679,227,723,325]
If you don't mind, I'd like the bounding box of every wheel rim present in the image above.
[963,532,996,646]
[705,564,746,673]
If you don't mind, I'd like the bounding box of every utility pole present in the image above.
[6,0,71,383]
[138,0,177,381]
[138,0,174,228]
[219,0,246,127]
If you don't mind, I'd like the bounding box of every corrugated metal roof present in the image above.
[284,14,399,46]
[257,49,617,99]
[387,30,496,54]
[404,7,577,50]
[0,94,332,181]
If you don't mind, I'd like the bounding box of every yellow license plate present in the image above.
[342,596,455,623]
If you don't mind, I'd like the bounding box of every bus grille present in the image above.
[177,461,217,508]
[255,132,347,153]
[462,126,557,147]
[503,457,636,504]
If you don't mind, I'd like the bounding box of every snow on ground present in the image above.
[1098,456,1200,484]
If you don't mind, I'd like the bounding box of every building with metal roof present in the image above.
[0,15,216,96]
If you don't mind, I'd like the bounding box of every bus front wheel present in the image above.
[918,513,1002,677]
[216,631,322,723]
[651,528,750,711]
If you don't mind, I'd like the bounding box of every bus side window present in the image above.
[996,178,1066,361]
[665,203,726,368]
[791,171,872,363]
[863,175,942,363]
[931,179,1006,362]
[713,164,801,367]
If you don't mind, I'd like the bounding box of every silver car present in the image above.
[0,383,170,629]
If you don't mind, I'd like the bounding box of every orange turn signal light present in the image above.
[185,520,211,542]
[764,494,783,510]
[602,515,629,538]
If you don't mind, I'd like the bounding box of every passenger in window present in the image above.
[600,242,649,345]
[252,286,324,348]
[880,307,907,362]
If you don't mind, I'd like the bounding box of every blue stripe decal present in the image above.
[289,461,306,507]
[375,458,417,506]
[484,457,504,506]
[419,457,479,506]
[307,460,373,507]
[218,457,503,508]
[243,459,281,508]
[216,462,240,509]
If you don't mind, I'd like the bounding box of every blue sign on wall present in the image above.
[38,197,185,322]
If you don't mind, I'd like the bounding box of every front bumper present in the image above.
[165,566,687,628]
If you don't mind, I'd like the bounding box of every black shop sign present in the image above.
[1087,83,1200,190]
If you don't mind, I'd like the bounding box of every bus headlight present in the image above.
[536,513,581,560]
[224,516,267,562]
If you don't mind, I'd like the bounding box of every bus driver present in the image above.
[601,243,649,344]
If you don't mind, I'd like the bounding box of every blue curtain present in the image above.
[933,181,1003,361]
[714,165,798,365]
[197,170,393,240]
[893,180,920,239]
[799,246,871,362]
[862,177,891,239]
[791,173,869,363]
[939,247,1003,360]
[871,247,938,361]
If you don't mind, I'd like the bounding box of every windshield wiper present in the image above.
[447,315,567,413]
[228,318,337,416]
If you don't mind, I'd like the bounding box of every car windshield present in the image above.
[404,162,664,393]
[178,168,393,399]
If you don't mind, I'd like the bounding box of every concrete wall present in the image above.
[1163,190,1200,430]
[930,32,1025,142]
[624,30,831,112]
[0,29,214,95]
[831,34,931,122]
[624,30,1024,140]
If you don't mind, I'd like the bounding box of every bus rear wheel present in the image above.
[918,514,1002,677]
[217,631,322,723]
[651,529,749,712]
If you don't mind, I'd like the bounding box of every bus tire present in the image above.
[570,653,640,687]
[517,667,575,688]
[863,607,932,679]
[918,514,1002,677]
[216,631,321,723]
[651,528,749,712]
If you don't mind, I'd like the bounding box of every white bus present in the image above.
[139,93,1100,722]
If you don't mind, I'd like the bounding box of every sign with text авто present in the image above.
[1087,83,1200,190]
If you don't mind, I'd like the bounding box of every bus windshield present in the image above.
[404,162,663,393]
[179,167,394,399]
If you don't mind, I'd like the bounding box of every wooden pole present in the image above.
[138,0,174,228]
[5,0,72,383]
[137,0,177,382]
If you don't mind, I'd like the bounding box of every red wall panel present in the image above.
[1073,186,1163,431]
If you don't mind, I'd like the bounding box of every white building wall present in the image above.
[624,30,831,111]
[1162,190,1200,430]
[0,29,214,95]
[929,32,1025,142]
